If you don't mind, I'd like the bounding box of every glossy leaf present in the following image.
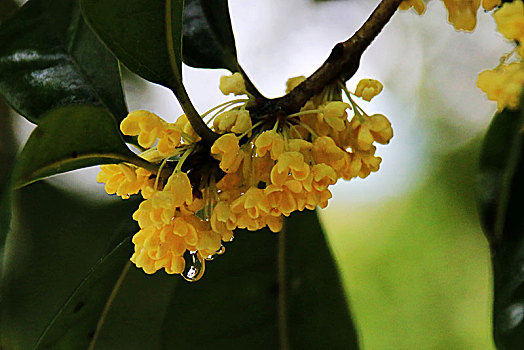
[88,268,177,349]
[81,0,184,89]
[182,0,238,71]
[0,182,139,349]
[34,242,133,349]
[161,210,359,349]
[478,106,524,348]
[0,98,16,246]
[0,0,127,123]
[13,104,146,188]
[34,235,178,349]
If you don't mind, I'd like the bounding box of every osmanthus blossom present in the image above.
[97,73,393,281]
[399,0,502,31]
[477,0,524,111]
[398,0,524,112]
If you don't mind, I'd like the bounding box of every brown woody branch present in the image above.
[250,0,403,119]
[187,0,403,143]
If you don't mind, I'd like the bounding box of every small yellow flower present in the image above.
[219,72,247,96]
[211,133,244,173]
[368,114,394,145]
[399,0,426,15]
[164,172,194,207]
[286,76,306,93]
[174,114,202,142]
[351,148,382,179]
[320,101,351,131]
[231,187,270,220]
[121,110,166,148]
[494,0,524,42]
[213,110,252,134]
[441,0,480,32]
[255,130,285,160]
[265,184,299,216]
[97,164,146,199]
[483,0,501,11]
[131,226,186,274]
[157,124,182,156]
[477,62,524,110]
[355,79,384,101]
[307,164,338,192]
[270,152,310,186]
[312,136,346,165]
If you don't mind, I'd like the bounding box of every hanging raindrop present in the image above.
[182,250,206,282]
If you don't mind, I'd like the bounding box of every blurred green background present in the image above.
[1,0,507,349]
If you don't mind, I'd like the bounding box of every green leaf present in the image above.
[478,106,524,348]
[0,182,139,349]
[34,242,132,349]
[13,104,149,188]
[81,0,184,89]
[34,238,177,349]
[0,0,127,123]
[161,210,359,349]
[86,268,177,349]
[182,0,238,71]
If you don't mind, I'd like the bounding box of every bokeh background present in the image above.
[2,0,512,348]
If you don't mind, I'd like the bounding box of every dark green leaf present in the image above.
[0,182,138,349]
[161,210,359,349]
[13,104,147,188]
[34,242,132,349]
[34,233,177,349]
[0,96,16,246]
[478,106,524,349]
[0,0,127,123]
[81,0,183,89]
[89,268,177,349]
[182,0,238,71]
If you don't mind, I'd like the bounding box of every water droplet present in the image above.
[182,250,205,282]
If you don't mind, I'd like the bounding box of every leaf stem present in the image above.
[88,261,131,350]
[166,0,219,145]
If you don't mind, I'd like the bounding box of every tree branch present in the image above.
[250,0,403,119]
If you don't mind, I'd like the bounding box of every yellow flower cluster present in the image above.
[477,1,524,111]
[399,0,501,31]
[97,74,392,281]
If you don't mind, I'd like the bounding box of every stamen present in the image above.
[287,109,323,118]
[237,121,263,139]
[297,121,319,138]
[174,146,194,173]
